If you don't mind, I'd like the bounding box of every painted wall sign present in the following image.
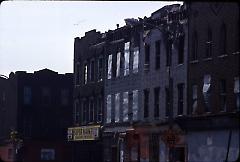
[67,125,100,141]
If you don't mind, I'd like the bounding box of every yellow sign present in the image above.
[68,125,100,141]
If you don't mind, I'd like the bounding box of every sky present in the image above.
[0,1,182,76]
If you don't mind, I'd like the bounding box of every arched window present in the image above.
[192,31,198,60]
[206,27,212,58]
[219,23,227,55]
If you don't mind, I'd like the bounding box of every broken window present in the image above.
[90,60,95,82]
[219,23,227,55]
[192,31,198,61]
[98,57,103,81]
[76,63,80,85]
[115,93,120,122]
[144,44,150,71]
[203,75,211,112]
[144,89,149,118]
[116,52,121,77]
[106,95,112,123]
[219,79,227,111]
[155,40,161,70]
[177,83,184,115]
[132,90,138,121]
[154,87,160,118]
[234,77,240,110]
[205,27,212,58]
[178,35,184,64]
[84,63,88,84]
[124,42,130,76]
[107,54,112,79]
[133,47,139,73]
[23,86,32,105]
[123,92,129,122]
[192,85,198,114]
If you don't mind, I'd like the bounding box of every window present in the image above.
[23,86,32,105]
[84,63,88,84]
[132,90,138,121]
[206,27,212,58]
[98,57,103,81]
[192,85,198,114]
[133,47,139,73]
[76,63,80,85]
[219,23,227,56]
[203,75,211,112]
[41,87,50,106]
[144,44,150,70]
[97,97,103,122]
[107,55,112,79]
[116,52,121,77]
[61,89,69,106]
[178,35,184,64]
[83,100,88,124]
[123,92,129,122]
[115,93,120,122]
[144,89,149,118]
[166,41,172,66]
[165,88,170,117]
[74,100,80,124]
[219,79,227,111]
[149,134,159,162]
[40,149,55,160]
[124,42,130,76]
[106,95,112,123]
[177,83,184,115]
[89,99,94,123]
[192,31,198,61]
[90,60,95,82]
[234,77,240,110]
[155,40,161,69]
[154,87,160,118]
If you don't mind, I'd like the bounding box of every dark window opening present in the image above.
[166,41,172,66]
[165,88,170,117]
[192,31,198,60]
[177,83,184,115]
[154,87,160,118]
[144,44,150,71]
[97,97,103,122]
[144,89,149,118]
[219,79,227,111]
[90,60,95,82]
[219,23,227,55]
[76,63,80,85]
[178,35,184,64]
[89,99,94,123]
[98,57,103,81]
[155,40,161,69]
[206,27,212,58]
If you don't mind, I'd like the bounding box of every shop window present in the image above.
[219,23,227,55]
[40,149,55,160]
[205,27,212,58]
[234,77,240,110]
[106,95,112,123]
[219,79,227,111]
[154,87,160,118]
[124,42,130,76]
[133,47,139,73]
[123,92,129,122]
[115,93,120,122]
[107,54,112,79]
[155,40,161,69]
[144,44,150,71]
[23,86,32,105]
[116,52,121,77]
[203,75,211,112]
[132,90,139,121]
[98,57,103,81]
[144,89,149,118]
[177,83,184,115]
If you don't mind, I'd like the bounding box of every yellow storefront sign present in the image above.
[68,125,100,141]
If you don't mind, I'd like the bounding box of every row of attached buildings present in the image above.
[69,2,239,162]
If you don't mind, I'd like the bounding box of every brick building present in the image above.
[0,69,73,162]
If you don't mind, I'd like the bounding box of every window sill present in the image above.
[218,54,228,58]
[177,63,184,67]
[190,60,199,64]
[232,51,240,55]
[203,57,213,61]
